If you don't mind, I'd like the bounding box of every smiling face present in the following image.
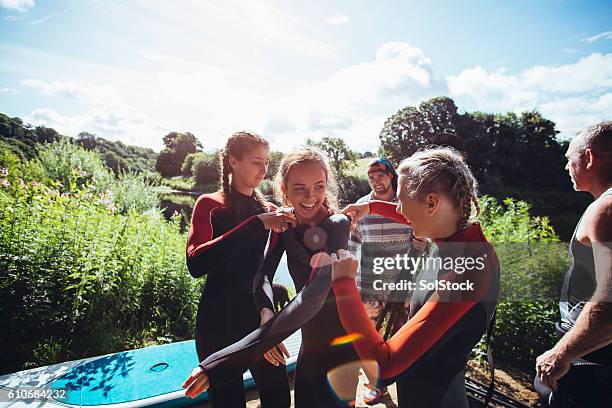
[229,144,270,190]
[368,170,392,195]
[283,162,328,222]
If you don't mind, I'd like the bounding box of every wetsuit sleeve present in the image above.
[186,195,264,278]
[369,200,409,225]
[332,249,494,381]
[199,215,350,389]
[200,244,333,388]
[253,233,286,313]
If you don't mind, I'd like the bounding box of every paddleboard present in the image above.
[0,330,302,407]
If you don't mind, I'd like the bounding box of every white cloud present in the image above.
[22,79,173,150]
[447,53,612,139]
[580,30,612,44]
[326,13,348,25]
[26,107,172,151]
[0,87,18,94]
[257,42,445,151]
[0,0,34,12]
[21,79,123,106]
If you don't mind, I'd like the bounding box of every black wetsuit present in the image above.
[186,190,290,408]
[200,214,359,408]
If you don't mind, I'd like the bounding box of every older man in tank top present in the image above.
[535,121,612,407]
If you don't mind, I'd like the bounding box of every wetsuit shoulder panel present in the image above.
[186,192,264,278]
[370,200,408,225]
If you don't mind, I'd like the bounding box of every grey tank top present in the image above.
[559,187,612,335]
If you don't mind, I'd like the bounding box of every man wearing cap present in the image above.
[348,157,428,405]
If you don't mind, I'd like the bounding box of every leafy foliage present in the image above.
[472,196,569,370]
[156,132,202,177]
[77,132,157,175]
[379,97,589,240]
[306,137,358,178]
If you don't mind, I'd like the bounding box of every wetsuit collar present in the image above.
[434,223,486,246]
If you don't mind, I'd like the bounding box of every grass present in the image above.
[344,158,370,178]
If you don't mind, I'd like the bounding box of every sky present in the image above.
[0,0,611,152]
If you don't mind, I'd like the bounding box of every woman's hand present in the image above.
[340,202,370,228]
[259,307,289,366]
[182,366,210,399]
[263,342,290,366]
[257,210,297,233]
[331,249,359,282]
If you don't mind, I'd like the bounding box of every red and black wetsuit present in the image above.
[332,201,500,408]
[186,189,290,408]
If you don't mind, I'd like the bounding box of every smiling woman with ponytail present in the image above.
[184,131,294,408]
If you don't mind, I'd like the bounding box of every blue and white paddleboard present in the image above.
[0,330,302,407]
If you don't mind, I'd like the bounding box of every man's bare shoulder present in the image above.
[581,193,612,244]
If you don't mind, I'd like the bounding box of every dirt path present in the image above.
[193,365,538,407]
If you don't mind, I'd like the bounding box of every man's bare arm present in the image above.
[556,200,612,360]
[536,197,612,390]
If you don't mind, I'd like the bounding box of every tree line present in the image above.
[1,95,589,239]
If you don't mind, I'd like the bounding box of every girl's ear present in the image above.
[425,192,441,215]
[280,183,290,205]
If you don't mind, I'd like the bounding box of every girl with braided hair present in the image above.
[185,131,295,407]
[333,146,500,407]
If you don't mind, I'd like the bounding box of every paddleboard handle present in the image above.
[150,362,170,372]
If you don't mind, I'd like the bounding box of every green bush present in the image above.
[0,148,202,375]
[109,172,159,214]
[192,153,219,186]
[472,196,569,370]
[37,138,114,193]
[337,176,370,206]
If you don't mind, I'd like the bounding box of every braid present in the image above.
[457,177,471,231]
[253,189,267,212]
[220,152,232,209]
[472,194,481,217]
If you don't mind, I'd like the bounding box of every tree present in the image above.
[156,132,202,177]
[192,152,219,186]
[305,137,357,177]
[379,96,460,165]
[266,151,284,180]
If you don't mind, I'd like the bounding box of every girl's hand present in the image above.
[257,210,297,232]
[263,342,290,366]
[182,366,210,399]
[341,202,370,228]
[331,249,359,282]
[258,307,289,366]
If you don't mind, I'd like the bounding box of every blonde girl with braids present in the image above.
[184,131,294,407]
[332,146,500,408]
